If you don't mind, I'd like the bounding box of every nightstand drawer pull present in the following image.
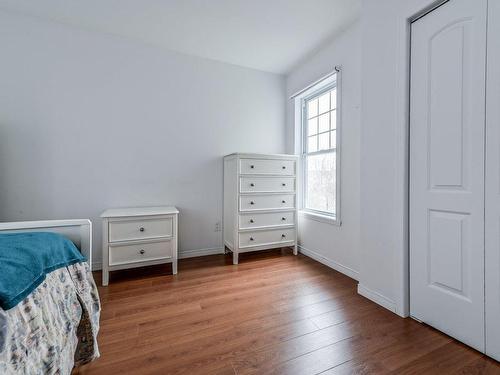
[281,217,286,221]
[139,227,145,232]
[281,234,286,238]
[139,249,145,255]
[250,183,255,187]
[250,219,254,223]
[282,200,286,204]
[250,201,255,205]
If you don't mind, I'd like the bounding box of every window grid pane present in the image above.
[308,135,318,153]
[307,98,318,118]
[318,92,330,114]
[318,112,329,133]
[330,130,337,149]
[330,109,337,130]
[318,132,329,151]
[308,117,318,136]
[331,90,337,110]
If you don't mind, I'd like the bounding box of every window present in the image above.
[296,71,340,224]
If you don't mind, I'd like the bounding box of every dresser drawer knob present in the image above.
[281,217,286,221]
[282,166,286,169]
[282,183,286,186]
[250,165,255,169]
[139,249,145,255]
[282,200,286,204]
[139,227,145,232]
[250,201,255,205]
[250,183,255,187]
[250,237,254,241]
[250,219,254,223]
[281,234,286,238]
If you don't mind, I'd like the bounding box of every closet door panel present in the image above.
[409,0,487,352]
[485,0,500,362]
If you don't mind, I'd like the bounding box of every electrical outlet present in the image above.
[215,221,222,232]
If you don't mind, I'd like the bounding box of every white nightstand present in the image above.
[100,206,179,286]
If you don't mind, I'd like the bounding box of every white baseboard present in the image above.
[298,245,359,281]
[179,247,225,259]
[357,283,397,313]
[91,261,102,271]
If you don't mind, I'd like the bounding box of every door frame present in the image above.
[392,0,451,317]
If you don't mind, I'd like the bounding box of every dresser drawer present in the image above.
[109,240,173,266]
[239,211,295,229]
[239,228,295,248]
[240,158,295,176]
[109,217,172,242]
[239,194,295,211]
[240,177,295,193]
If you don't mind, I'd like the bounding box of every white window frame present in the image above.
[293,67,341,226]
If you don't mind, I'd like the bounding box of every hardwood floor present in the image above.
[75,249,500,375]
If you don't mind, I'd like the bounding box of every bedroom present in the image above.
[1,0,499,374]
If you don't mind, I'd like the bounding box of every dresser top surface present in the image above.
[224,153,298,160]
[101,206,179,218]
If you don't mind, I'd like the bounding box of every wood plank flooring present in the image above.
[75,248,500,375]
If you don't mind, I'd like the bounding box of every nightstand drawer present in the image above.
[109,217,172,242]
[109,240,173,266]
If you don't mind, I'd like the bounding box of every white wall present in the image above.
[0,10,286,267]
[286,22,362,280]
[359,0,446,316]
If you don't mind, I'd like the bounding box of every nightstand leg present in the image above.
[233,251,238,265]
[172,259,178,275]
[102,270,109,286]
[102,219,109,286]
[293,244,298,256]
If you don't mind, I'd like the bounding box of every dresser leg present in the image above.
[172,259,178,275]
[233,251,239,265]
[293,245,298,256]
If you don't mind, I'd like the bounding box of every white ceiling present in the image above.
[0,0,361,74]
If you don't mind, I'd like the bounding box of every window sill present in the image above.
[299,210,341,226]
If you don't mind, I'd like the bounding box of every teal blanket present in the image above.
[0,232,85,310]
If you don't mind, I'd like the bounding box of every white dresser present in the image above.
[100,206,178,286]
[223,153,298,264]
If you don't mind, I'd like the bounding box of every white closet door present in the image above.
[486,0,500,362]
[410,0,487,351]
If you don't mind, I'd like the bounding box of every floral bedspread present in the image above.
[0,262,100,374]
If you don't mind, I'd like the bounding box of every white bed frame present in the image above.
[0,219,92,270]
